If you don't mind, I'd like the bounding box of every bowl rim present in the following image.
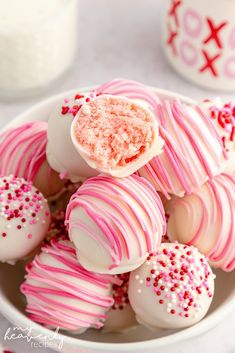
[1,85,235,351]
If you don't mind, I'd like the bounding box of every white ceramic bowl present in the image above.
[0,88,235,353]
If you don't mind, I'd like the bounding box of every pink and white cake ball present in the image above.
[167,173,235,272]
[202,99,235,174]
[137,100,228,199]
[0,175,50,264]
[47,93,99,182]
[128,243,215,330]
[0,121,64,198]
[103,272,137,333]
[71,94,163,177]
[66,174,166,275]
[21,239,119,333]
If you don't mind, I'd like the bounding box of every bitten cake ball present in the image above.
[21,239,119,333]
[0,175,50,264]
[138,100,228,199]
[128,243,215,330]
[103,272,137,333]
[0,121,64,198]
[202,99,235,173]
[167,173,235,271]
[66,174,166,274]
[71,95,164,177]
[47,93,99,182]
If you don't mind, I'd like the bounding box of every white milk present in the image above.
[0,0,78,97]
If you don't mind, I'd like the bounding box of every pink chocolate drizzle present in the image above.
[138,101,227,198]
[0,122,54,187]
[66,174,166,270]
[170,174,235,271]
[21,239,120,331]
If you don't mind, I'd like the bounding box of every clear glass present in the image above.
[0,0,78,98]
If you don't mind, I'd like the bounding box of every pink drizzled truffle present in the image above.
[167,173,235,271]
[21,239,120,333]
[66,174,166,274]
[0,121,64,198]
[128,243,215,330]
[137,100,228,199]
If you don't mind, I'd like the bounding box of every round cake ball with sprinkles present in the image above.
[103,272,137,333]
[0,175,50,264]
[128,243,215,330]
[21,239,120,333]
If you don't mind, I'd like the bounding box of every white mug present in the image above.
[162,0,235,91]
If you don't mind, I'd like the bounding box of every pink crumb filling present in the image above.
[73,96,155,169]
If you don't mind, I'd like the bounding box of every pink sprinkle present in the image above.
[28,234,32,239]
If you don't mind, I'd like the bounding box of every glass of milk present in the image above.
[0,0,78,98]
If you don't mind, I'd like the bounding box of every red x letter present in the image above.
[167,24,178,56]
[203,18,227,49]
[168,0,182,27]
[199,50,221,77]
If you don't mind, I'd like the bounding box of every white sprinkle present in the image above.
[137,289,142,294]
[139,279,143,284]
[135,275,140,280]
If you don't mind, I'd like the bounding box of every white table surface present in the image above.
[0,1,235,352]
